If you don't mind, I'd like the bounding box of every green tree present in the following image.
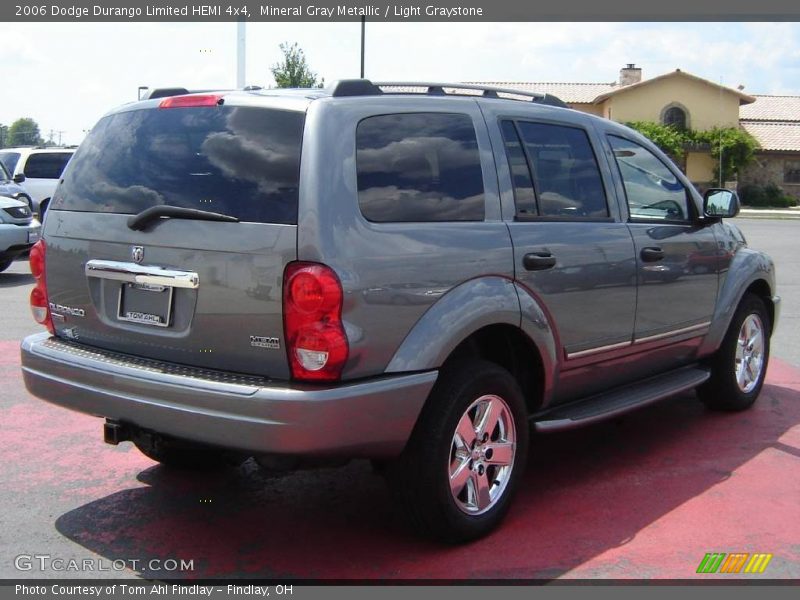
[270,42,324,89]
[625,121,690,162]
[7,118,43,146]
[626,121,758,184]
[693,126,758,184]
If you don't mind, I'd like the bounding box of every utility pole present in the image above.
[236,21,246,88]
[360,17,365,78]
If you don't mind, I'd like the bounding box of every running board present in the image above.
[533,366,710,433]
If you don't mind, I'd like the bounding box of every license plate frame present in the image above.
[117,282,174,328]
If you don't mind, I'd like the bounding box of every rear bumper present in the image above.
[20,333,436,458]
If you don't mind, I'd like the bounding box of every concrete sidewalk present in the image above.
[740,208,800,219]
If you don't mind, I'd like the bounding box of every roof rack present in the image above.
[328,79,568,108]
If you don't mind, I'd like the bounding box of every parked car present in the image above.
[0,147,75,219]
[0,195,40,272]
[20,81,779,542]
[0,160,33,211]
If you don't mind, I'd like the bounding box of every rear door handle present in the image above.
[641,247,665,262]
[523,252,557,271]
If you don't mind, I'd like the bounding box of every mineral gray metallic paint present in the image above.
[20,87,778,458]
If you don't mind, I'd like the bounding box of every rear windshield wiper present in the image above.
[127,206,239,231]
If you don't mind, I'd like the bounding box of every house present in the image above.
[739,96,800,200]
[471,65,799,196]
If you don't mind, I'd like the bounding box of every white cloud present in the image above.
[1,21,798,145]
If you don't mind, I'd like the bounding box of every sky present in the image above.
[1,21,799,145]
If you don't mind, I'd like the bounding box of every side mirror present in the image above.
[13,173,25,184]
[703,188,740,218]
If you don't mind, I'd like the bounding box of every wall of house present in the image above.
[686,152,717,185]
[567,103,604,117]
[605,76,741,130]
[740,153,800,200]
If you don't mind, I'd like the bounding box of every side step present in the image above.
[533,366,710,433]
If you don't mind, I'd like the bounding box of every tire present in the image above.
[38,199,49,223]
[389,358,529,543]
[133,432,242,470]
[0,260,12,273]
[698,293,770,411]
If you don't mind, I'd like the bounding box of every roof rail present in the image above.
[328,79,568,108]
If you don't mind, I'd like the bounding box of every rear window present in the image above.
[52,106,305,225]
[24,152,73,179]
[356,112,485,222]
[0,152,21,174]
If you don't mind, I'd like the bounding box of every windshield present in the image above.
[52,105,305,225]
[0,152,21,175]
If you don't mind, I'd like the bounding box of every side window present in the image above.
[24,153,73,179]
[514,121,609,218]
[608,136,691,221]
[356,113,485,222]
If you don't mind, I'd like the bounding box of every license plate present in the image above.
[28,230,40,244]
[117,282,173,327]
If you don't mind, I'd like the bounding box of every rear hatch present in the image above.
[45,96,306,379]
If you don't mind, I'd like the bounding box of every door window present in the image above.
[608,136,692,222]
[502,120,609,219]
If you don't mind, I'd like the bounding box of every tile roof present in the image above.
[739,95,800,122]
[741,121,800,152]
[593,70,755,104]
[465,82,618,103]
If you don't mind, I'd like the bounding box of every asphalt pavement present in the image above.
[0,218,797,580]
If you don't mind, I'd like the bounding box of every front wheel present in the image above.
[389,359,529,543]
[698,294,770,411]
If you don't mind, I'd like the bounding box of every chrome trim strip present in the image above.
[634,321,711,345]
[85,260,199,289]
[566,340,632,360]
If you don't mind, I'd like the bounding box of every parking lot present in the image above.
[0,218,798,580]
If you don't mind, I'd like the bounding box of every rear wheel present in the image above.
[0,260,12,273]
[389,359,528,543]
[698,294,770,411]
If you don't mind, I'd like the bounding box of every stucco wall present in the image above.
[686,152,717,185]
[603,75,741,131]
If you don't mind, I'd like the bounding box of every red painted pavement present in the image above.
[2,339,798,580]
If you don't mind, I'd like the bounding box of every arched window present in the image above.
[663,106,687,130]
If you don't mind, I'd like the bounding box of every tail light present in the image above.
[29,240,54,334]
[158,94,223,108]
[283,262,348,382]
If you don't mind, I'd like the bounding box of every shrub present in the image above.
[739,183,798,208]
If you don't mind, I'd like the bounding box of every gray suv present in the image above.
[20,81,779,542]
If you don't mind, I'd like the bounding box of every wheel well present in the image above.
[445,324,544,414]
[745,279,774,333]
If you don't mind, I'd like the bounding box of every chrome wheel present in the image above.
[449,394,516,515]
[736,314,765,394]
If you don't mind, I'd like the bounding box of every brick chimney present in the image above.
[619,64,642,86]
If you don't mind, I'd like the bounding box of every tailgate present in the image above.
[44,99,305,379]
